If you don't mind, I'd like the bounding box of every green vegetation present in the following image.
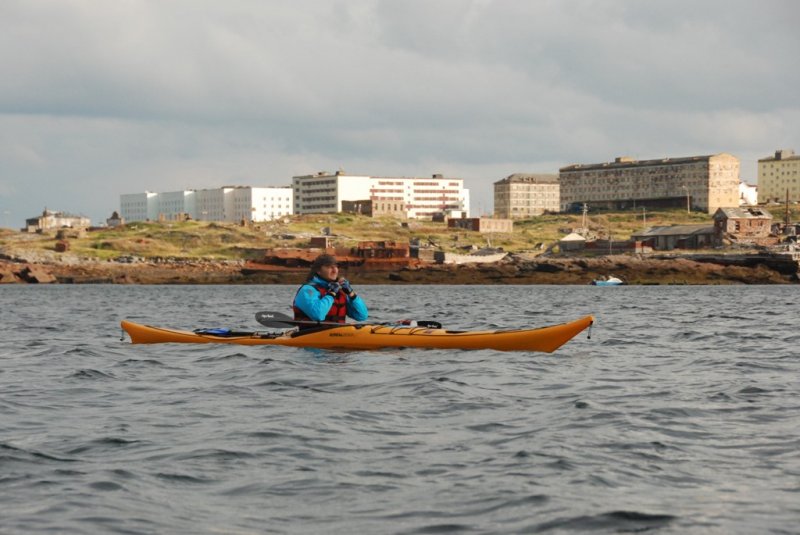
[0,207,780,261]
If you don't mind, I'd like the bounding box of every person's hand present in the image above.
[326,281,341,296]
[340,279,353,294]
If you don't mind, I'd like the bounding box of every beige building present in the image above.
[559,153,740,214]
[25,209,91,232]
[493,174,559,219]
[757,149,800,204]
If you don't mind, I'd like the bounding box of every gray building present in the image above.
[560,153,740,214]
[631,224,716,250]
[493,173,559,219]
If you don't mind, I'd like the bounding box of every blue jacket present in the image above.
[293,275,369,322]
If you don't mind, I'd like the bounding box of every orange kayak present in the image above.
[120,316,594,353]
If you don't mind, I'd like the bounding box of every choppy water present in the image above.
[1,284,798,534]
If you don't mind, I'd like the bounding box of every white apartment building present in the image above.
[293,171,470,219]
[739,182,758,206]
[195,188,229,221]
[230,187,293,222]
[159,190,196,220]
[493,173,560,218]
[292,172,373,214]
[374,174,470,219]
[120,192,159,222]
[757,149,800,203]
[120,186,293,223]
[559,153,740,214]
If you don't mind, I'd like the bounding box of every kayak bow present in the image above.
[120,316,594,353]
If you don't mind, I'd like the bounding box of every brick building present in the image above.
[713,207,773,241]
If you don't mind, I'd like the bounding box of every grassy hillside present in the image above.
[0,207,784,261]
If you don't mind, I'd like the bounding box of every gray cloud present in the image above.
[1,0,797,223]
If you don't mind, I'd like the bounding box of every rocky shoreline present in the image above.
[1,253,797,285]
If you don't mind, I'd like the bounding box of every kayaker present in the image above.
[292,254,368,328]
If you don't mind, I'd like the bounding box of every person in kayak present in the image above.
[292,254,368,327]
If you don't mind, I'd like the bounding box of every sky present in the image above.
[1,0,798,226]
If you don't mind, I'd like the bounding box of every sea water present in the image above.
[1,285,798,534]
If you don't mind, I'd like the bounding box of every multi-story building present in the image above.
[373,174,469,219]
[194,188,227,221]
[230,187,293,222]
[293,172,470,219]
[559,153,740,214]
[120,190,191,222]
[757,149,800,203]
[120,187,292,223]
[292,172,372,214]
[368,177,411,218]
[159,190,196,221]
[493,173,559,218]
[120,192,159,222]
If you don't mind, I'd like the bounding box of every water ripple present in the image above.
[0,285,798,533]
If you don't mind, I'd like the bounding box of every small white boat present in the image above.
[591,275,624,286]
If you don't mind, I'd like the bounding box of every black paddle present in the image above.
[255,311,442,329]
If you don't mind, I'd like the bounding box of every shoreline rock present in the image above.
[1,254,796,285]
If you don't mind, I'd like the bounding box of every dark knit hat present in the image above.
[311,254,337,270]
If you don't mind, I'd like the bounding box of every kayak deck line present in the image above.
[120,315,594,353]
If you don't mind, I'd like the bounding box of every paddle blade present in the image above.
[255,311,298,327]
[397,319,443,329]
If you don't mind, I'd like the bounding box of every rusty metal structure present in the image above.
[243,240,421,274]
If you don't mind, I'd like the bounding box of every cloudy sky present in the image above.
[1,0,798,225]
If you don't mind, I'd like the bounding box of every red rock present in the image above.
[18,265,57,284]
[0,266,21,283]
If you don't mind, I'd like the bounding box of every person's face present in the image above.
[316,263,339,282]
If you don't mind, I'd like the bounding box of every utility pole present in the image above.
[785,188,791,227]
[683,186,690,214]
[641,206,647,229]
[581,203,588,234]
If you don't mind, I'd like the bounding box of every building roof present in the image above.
[631,224,714,238]
[31,209,88,219]
[371,175,463,182]
[559,153,736,173]
[758,149,798,162]
[494,173,559,185]
[293,171,371,179]
[560,232,587,242]
[713,207,773,220]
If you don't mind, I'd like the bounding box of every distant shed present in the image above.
[713,207,773,240]
[447,218,513,233]
[631,224,715,250]
[559,232,586,251]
